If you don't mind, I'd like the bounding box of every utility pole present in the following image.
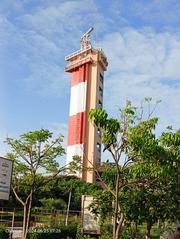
[65,188,72,226]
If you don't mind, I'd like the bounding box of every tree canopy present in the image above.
[5,129,65,239]
[89,99,180,239]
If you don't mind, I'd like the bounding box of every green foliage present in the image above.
[5,129,66,239]
[28,176,100,211]
[75,225,97,239]
[76,233,96,239]
[6,129,66,195]
[39,198,67,210]
[120,226,143,239]
[57,178,99,211]
[89,101,138,156]
[89,109,120,147]
[89,99,180,239]
[0,225,10,239]
[128,117,161,159]
[7,129,65,174]
[99,163,116,189]
[120,226,153,239]
[68,156,83,174]
[159,129,180,222]
[100,224,113,239]
[89,190,114,225]
[100,224,145,239]
[161,129,180,149]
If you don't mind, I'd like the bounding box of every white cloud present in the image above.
[0,0,24,17]
[0,0,108,97]
[101,28,180,130]
[132,0,180,25]
[17,0,105,50]
[111,0,180,27]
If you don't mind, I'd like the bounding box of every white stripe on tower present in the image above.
[69,82,87,116]
[67,64,88,167]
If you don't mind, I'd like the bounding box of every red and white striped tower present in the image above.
[65,28,108,183]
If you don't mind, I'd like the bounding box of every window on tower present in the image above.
[96,142,101,152]
[98,100,102,108]
[99,86,103,98]
[100,73,104,84]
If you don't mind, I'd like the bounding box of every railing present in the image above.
[0,208,81,228]
[65,46,92,61]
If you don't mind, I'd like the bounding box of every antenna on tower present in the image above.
[80,27,94,50]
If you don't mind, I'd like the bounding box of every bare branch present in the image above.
[12,186,25,206]
[34,164,68,191]
[7,140,31,166]
[84,152,117,197]
[39,137,62,160]
[148,101,159,119]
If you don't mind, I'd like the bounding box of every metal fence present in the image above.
[0,207,81,238]
[0,207,81,227]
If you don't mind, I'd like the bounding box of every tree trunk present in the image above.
[21,192,33,239]
[22,204,28,239]
[113,173,120,239]
[115,213,124,239]
[65,188,72,226]
[157,219,160,229]
[24,192,33,239]
[145,222,152,239]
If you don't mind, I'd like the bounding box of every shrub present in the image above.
[77,236,97,239]
[0,225,10,239]
[120,226,144,239]
[101,224,145,239]
[100,224,112,239]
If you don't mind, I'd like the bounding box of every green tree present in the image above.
[39,198,67,210]
[89,100,179,239]
[37,175,99,211]
[5,129,65,239]
[127,127,180,237]
[88,99,166,239]
[159,128,180,222]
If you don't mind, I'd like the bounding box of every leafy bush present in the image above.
[77,235,97,239]
[39,198,67,210]
[100,224,113,239]
[120,227,136,239]
[100,224,145,239]
[0,225,10,239]
[120,226,144,239]
[75,225,97,239]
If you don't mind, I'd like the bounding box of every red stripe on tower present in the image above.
[71,64,87,86]
[68,112,86,145]
[66,63,89,165]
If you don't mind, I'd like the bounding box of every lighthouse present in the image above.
[65,28,108,183]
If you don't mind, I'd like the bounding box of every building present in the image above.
[65,28,108,183]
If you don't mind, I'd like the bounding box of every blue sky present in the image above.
[0,0,180,164]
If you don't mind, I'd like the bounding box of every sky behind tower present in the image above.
[0,0,180,164]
